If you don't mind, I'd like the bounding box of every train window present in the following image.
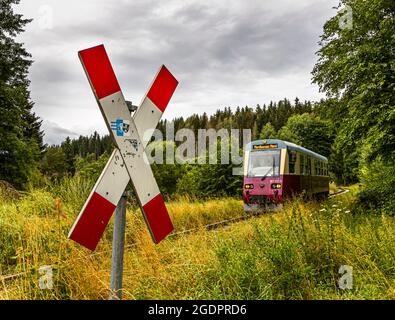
[307,157,311,175]
[289,162,295,174]
[290,151,297,163]
[248,150,281,177]
[304,156,308,175]
[300,155,304,175]
[289,151,296,174]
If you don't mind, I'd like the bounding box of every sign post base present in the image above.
[109,192,127,300]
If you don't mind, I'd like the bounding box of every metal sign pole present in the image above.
[109,192,127,300]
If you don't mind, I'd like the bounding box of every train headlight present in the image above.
[245,184,254,189]
[271,183,282,189]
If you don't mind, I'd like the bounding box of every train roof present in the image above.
[245,139,328,161]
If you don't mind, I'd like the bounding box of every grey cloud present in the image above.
[112,0,335,86]
[16,0,338,144]
[41,120,79,145]
[30,58,76,83]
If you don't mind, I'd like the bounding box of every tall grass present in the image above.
[0,176,394,299]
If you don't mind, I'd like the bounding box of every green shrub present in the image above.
[356,160,395,215]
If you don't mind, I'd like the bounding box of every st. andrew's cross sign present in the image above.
[68,44,178,251]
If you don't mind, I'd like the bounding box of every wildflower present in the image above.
[345,210,351,213]
[332,204,337,208]
[319,208,326,212]
[55,198,62,210]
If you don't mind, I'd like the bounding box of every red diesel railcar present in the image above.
[243,139,330,211]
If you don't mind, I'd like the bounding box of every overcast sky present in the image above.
[15,0,338,145]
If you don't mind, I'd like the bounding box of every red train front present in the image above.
[243,139,329,211]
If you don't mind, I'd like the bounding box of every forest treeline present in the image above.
[40,98,329,198]
[1,0,394,214]
[41,98,318,174]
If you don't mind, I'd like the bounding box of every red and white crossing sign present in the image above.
[68,44,178,251]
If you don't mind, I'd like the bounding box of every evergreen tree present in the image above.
[61,137,75,174]
[0,0,43,188]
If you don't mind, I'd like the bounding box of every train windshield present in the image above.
[248,150,280,177]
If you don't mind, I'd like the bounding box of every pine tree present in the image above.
[0,0,43,188]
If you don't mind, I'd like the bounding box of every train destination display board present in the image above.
[253,143,278,150]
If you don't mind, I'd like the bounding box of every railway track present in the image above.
[328,187,349,198]
[168,187,350,239]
